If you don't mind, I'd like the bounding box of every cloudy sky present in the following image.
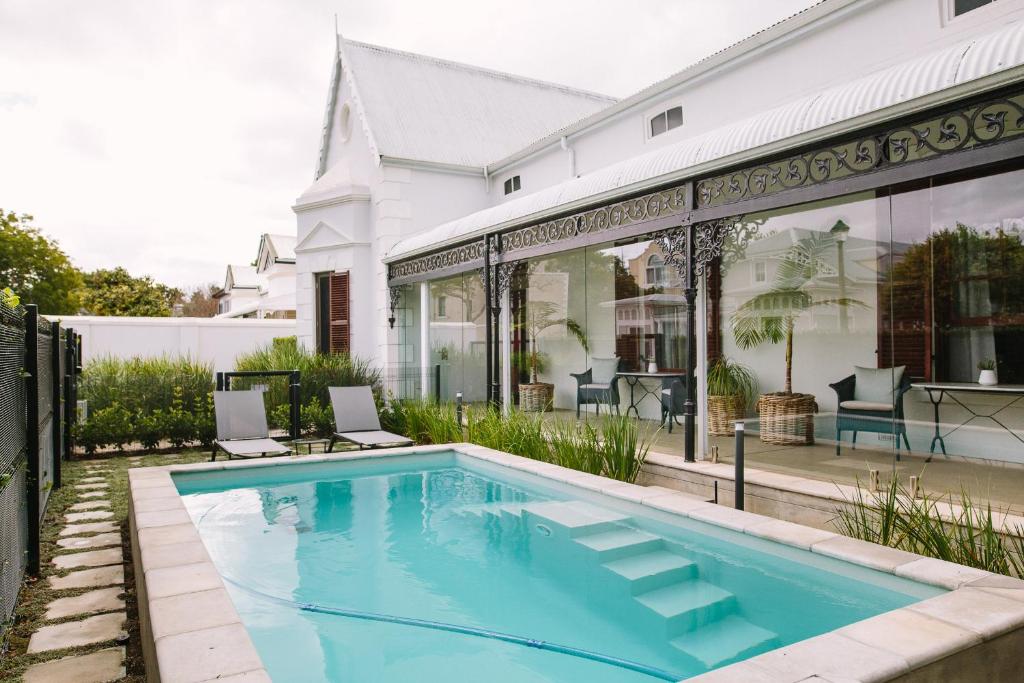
[0,0,815,289]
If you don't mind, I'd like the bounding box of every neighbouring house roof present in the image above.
[259,233,297,264]
[328,37,617,170]
[224,264,259,291]
[387,20,1024,263]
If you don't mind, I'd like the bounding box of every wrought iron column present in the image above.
[683,223,698,463]
[483,234,493,408]
[491,241,502,408]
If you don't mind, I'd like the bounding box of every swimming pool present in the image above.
[129,444,1024,682]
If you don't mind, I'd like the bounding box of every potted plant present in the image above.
[731,232,861,445]
[706,357,757,435]
[517,301,588,412]
[978,359,998,386]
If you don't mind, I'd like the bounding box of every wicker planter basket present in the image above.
[755,392,817,445]
[707,394,746,436]
[519,382,554,412]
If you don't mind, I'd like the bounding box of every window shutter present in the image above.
[329,272,350,354]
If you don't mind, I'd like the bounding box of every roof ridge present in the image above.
[342,38,618,103]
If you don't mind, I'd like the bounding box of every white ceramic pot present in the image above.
[978,369,998,386]
[647,361,658,374]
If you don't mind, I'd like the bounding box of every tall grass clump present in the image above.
[381,399,462,445]
[835,478,1024,578]
[465,407,549,462]
[234,337,380,412]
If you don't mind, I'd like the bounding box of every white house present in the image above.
[216,233,297,319]
[297,0,1024,466]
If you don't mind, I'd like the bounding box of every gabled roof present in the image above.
[322,37,617,170]
[224,264,259,291]
[259,233,297,263]
[387,20,1024,262]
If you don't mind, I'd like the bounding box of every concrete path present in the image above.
[24,465,127,681]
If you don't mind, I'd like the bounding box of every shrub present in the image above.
[80,355,214,415]
[382,399,461,445]
[77,404,134,453]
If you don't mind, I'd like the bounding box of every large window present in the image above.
[428,274,488,402]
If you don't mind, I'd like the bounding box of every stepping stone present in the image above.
[45,587,124,620]
[49,565,124,590]
[80,477,107,483]
[23,646,125,683]
[70,501,111,511]
[57,533,120,550]
[65,510,114,523]
[60,522,118,536]
[79,491,108,499]
[75,483,109,491]
[53,547,123,570]
[27,612,126,653]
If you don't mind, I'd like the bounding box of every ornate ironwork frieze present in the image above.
[656,218,737,280]
[387,284,405,329]
[696,92,1024,209]
[388,239,486,281]
[477,262,516,303]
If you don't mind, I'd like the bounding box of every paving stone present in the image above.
[22,646,125,683]
[70,500,111,511]
[66,510,115,523]
[155,624,262,683]
[75,483,109,491]
[78,490,109,499]
[45,587,124,620]
[60,521,118,536]
[80,476,107,483]
[57,532,120,550]
[27,612,126,653]
[48,565,124,590]
[53,547,123,570]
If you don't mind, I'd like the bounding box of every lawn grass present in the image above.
[0,449,209,682]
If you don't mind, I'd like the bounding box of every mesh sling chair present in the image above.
[211,390,292,461]
[829,366,912,460]
[571,356,622,418]
[327,386,413,451]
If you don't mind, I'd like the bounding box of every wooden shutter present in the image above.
[328,272,350,354]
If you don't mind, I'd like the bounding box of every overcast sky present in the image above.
[0,0,815,289]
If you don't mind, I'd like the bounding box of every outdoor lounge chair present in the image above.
[571,356,622,418]
[829,366,912,459]
[327,385,413,451]
[211,390,293,461]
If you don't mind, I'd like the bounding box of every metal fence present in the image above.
[0,302,79,638]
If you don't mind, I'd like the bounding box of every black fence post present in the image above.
[456,392,463,427]
[63,327,74,460]
[215,371,224,391]
[289,370,301,441]
[50,321,62,490]
[734,421,745,511]
[24,305,40,577]
[433,364,441,404]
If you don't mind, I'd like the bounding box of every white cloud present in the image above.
[0,0,815,288]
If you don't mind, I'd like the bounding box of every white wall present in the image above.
[49,316,296,372]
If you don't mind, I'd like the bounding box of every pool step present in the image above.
[669,615,779,667]
[574,528,662,561]
[602,550,698,594]
[635,580,736,633]
[521,501,629,538]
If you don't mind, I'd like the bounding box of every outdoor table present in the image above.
[289,437,331,455]
[910,382,1024,461]
[616,371,686,419]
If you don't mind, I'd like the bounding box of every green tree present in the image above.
[0,209,83,313]
[80,267,182,317]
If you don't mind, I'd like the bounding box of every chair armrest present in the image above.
[894,377,913,419]
[829,375,856,402]
[570,369,592,386]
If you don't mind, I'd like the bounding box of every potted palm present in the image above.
[731,232,861,445]
[518,301,588,412]
[706,357,757,436]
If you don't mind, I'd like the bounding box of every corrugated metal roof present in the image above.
[341,40,617,167]
[264,234,296,261]
[388,20,1024,262]
[226,264,259,290]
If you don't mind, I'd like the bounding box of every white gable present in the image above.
[296,221,356,253]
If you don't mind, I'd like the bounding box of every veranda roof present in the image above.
[387,21,1024,264]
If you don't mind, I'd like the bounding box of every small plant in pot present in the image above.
[706,357,757,436]
[977,359,998,386]
[731,232,862,445]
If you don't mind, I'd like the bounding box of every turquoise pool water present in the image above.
[174,452,942,682]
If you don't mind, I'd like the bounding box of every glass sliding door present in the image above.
[427,273,488,403]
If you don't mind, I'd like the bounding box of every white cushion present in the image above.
[591,357,620,384]
[853,366,904,403]
[840,400,894,412]
[661,389,671,396]
[581,383,612,391]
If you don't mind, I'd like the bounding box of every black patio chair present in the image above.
[829,370,912,460]
[571,357,622,418]
[660,376,684,433]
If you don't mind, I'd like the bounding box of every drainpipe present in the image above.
[560,136,576,178]
[483,166,490,193]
